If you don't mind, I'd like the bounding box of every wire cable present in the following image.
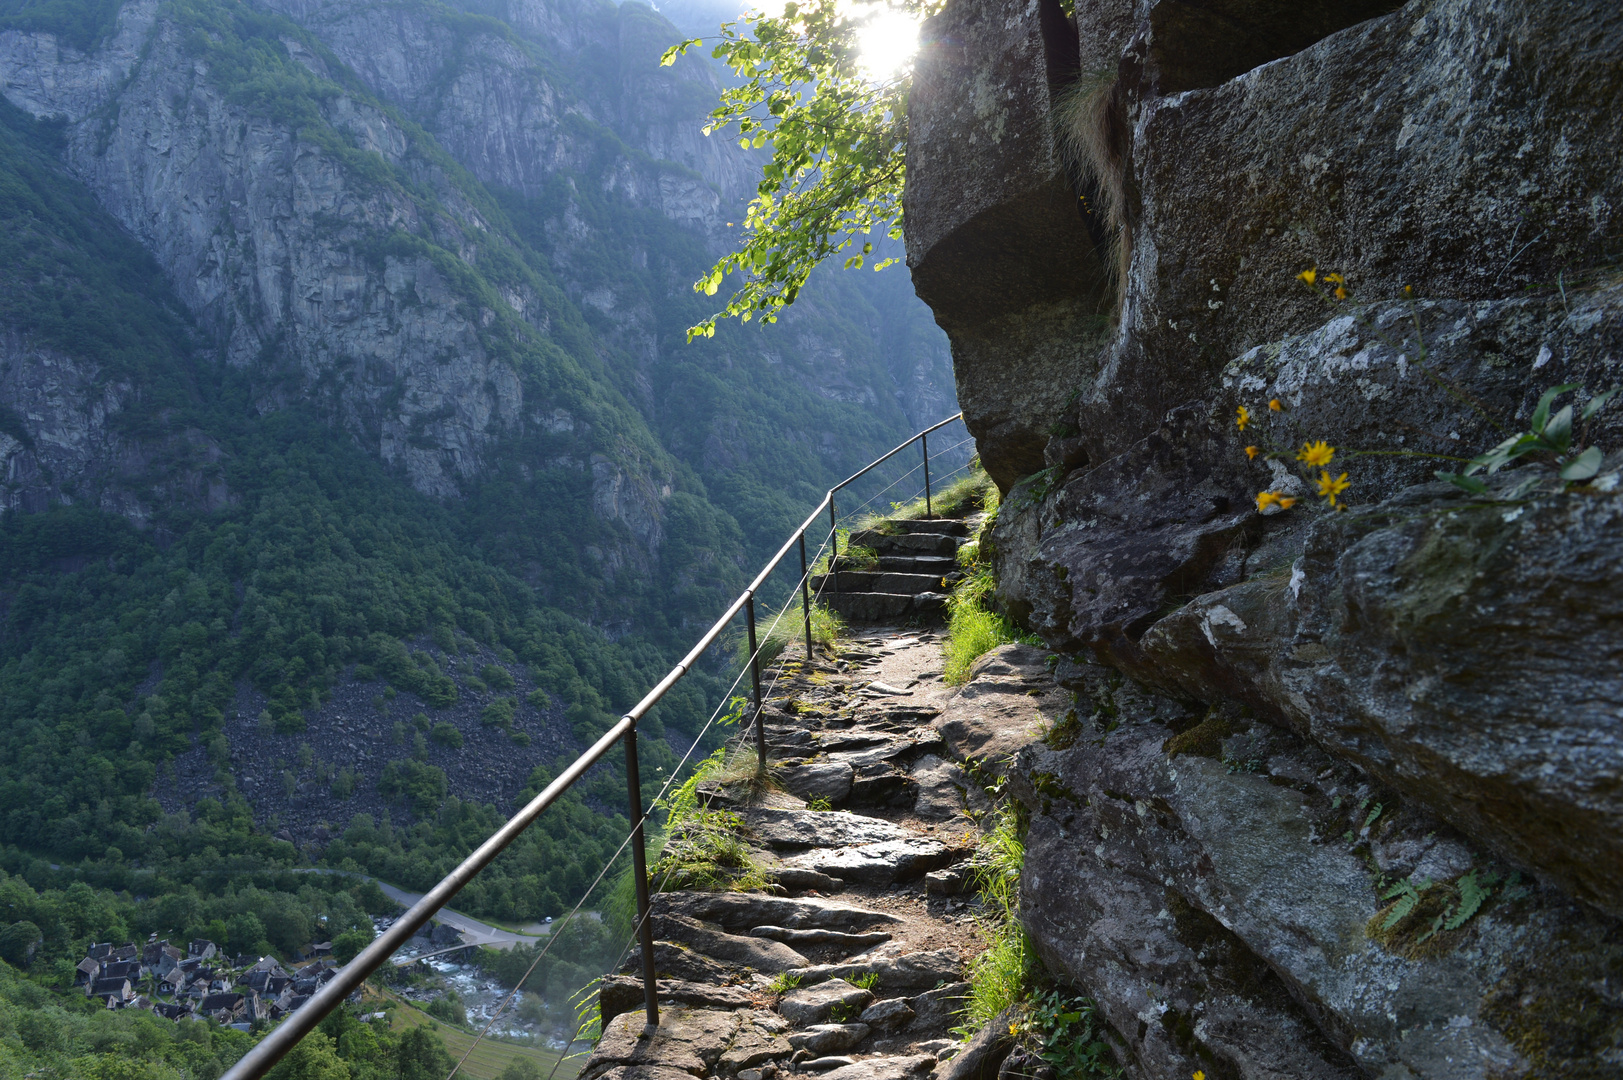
[449,527,837,1079]
[534,527,838,1079]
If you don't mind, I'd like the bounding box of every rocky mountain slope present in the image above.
[0,0,957,898]
[904,0,1623,1075]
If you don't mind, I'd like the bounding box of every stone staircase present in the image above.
[581,631,1058,1080]
[812,519,970,624]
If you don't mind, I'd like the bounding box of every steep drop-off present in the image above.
[0,0,958,905]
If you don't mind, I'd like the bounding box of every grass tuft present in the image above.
[754,597,845,668]
[943,566,1020,685]
[959,804,1036,1033]
[854,460,999,530]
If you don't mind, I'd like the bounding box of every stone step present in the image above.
[888,517,971,536]
[823,591,948,624]
[811,571,945,594]
[875,554,957,573]
[846,530,960,556]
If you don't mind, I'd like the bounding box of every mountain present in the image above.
[0,0,957,912]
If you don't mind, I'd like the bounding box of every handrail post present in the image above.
[798,533,813,661]
[922,432,932,520]
[623,724,658,1028]
[746,595,766,774]
[828,496,839,593]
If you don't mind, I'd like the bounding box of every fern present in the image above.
[1444,870,1498,931]
[1380,876,1432,930]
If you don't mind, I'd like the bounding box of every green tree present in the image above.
[664,0,931,338]
[0,919,42,966]
[226,911,269,957]
[332,928,371,964]
[396,1026,456,1080]
[265,1032,350,1080]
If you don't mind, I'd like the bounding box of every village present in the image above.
[70,932,356,1029]
[67,917,468,1028]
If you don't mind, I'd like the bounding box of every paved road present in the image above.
[297,869,550,950]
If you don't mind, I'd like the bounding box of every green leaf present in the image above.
[1582,387,1618,420]
[1544,404,1575,451]
[1438,471,1488,494]
[1560,445,1603,481]
[660,38,700,66]
[1531,383,1579,434]
[1444,870,1494,931]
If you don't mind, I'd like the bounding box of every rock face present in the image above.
[905,0,1111,489]
[1009,660,1623,1080]
[904,0,1623,1075]
[0,0,959,581]
[1095,0,1623,460]
[1141,471,1623,918]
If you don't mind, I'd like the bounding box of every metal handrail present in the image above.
[220,410,964,1079]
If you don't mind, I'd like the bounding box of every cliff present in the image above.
[905,0,1623,1075]
[0,0,959,878]
[0,0,956,583]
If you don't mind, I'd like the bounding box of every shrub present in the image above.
[430,722,463,749]
[378,759,448,815]
[332,928,372,963]
[481,697,517,727]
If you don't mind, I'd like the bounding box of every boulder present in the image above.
[780,761,856,804]
[598,976,754,1026]
[906,983,971,1032]
[938,1009,1015,1080]
[768,867,845,894]
[787,948,963,991]
[933,645,1068,769]
[857,998,916,1030]
[751,927,893,951]
[1139,474,1623,917]
[783,839,953,884]
[651,914,809,973]
[817,1058,935,1080]
[717,1014,795,1075]
[580,1008,740,1080]
[778,980,875,1027]
[908,754,969,821]
[787,1023,871,1055]
[1060,0,1623,462]
[652,893,900,933]
[742,807,912,849]
[589,1068,702,1080]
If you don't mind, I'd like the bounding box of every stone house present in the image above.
[89,976,133,1005]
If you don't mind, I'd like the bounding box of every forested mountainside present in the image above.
[0,0,955,965]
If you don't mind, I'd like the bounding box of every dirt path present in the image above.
[580,626,1068,1080]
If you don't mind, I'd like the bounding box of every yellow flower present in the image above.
[1194,1073,1206,1080]
[1297,268,1317,285]
[1325,273,1345,285]
[1297,440,1335,467]
[1236,405,1251,430]
[1245,445,1259,460]
[1009,1023,1020,1036]
[1334,285,1349,300]
[1257,491,1297,513]
[1268,398,1283,412]
[1277,496,1297,509]
[1317,470,1351,506]
[1403,284,1414,296]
